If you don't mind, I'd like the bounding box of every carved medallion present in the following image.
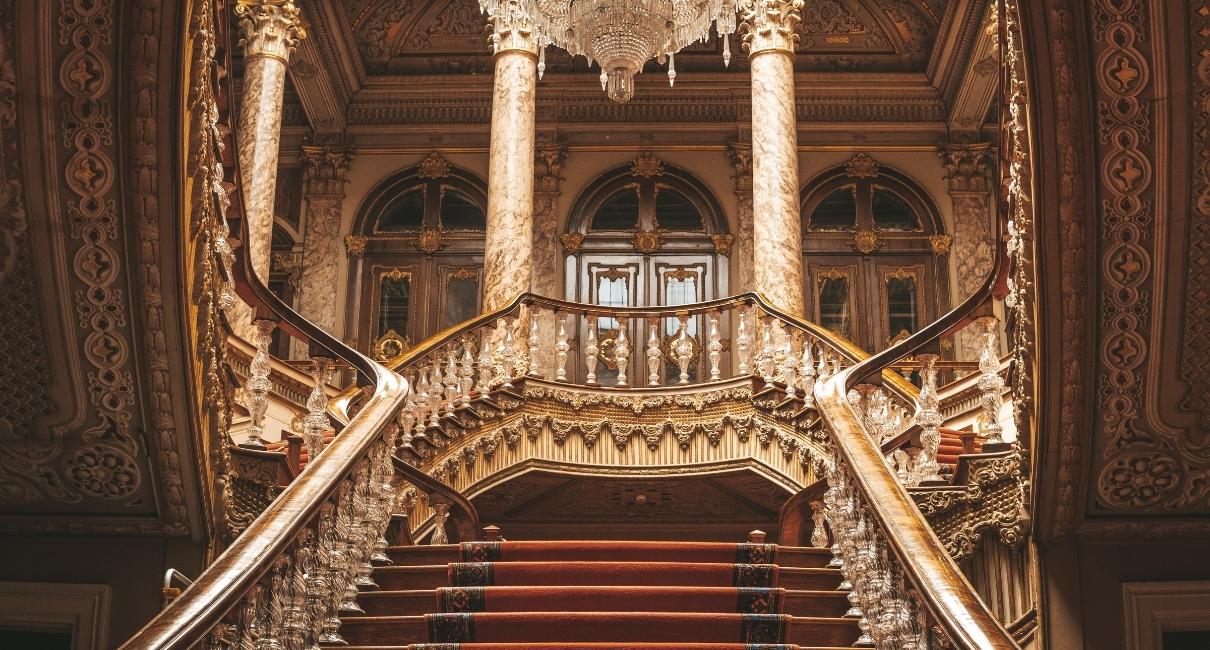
[415,227,450,255]
[630,152,665,178]
[929,234,953,256]
[633,229,663,254]
[850,229,881,255]
[418,152,451,179]
[844,152,879,178]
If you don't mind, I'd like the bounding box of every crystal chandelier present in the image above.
[480,0,738,103]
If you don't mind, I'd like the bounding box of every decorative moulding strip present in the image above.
[0,582,110,650]
[1122,581,1210,650]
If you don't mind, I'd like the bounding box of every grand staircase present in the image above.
[338,539,858,649]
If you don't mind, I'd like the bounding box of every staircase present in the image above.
[336,539,858,649]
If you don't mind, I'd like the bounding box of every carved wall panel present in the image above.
[0,0,196,535]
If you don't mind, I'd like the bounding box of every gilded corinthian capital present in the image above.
[487,0,537,55]
[235,0,306,62]
[739,0,804,56]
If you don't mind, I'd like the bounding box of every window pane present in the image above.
[809,187,857,231]
[441,189,486,230]
[886,275,919,342]
[872,188,920,231]
[376,188,424,231]
[592,188,640,231]
[655,187,703,231]
[378,274,411,338]
[818,277,851,338]
[442,273,479,328]
[662,273,698,336]
[593,273,629,385]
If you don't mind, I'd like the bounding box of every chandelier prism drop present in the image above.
[480,0,738,102]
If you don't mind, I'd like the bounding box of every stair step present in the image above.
[340,645,856,650]
[337,613,856,645]
[445,561,780,588]
[776,567,843,590]
[385,544,831,568]
[352,587,849,617]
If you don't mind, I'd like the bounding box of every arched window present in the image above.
[564,153,730,384]
[800,154,949,352]
[350,154,488,361]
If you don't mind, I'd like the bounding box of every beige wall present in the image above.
[0,536,206,647]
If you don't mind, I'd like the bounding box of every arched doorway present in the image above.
[799,154,950,352]
[562,154,731,384]
[349,154,488,361]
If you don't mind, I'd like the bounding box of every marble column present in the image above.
[233,0,305,337]
[939,142,995,360]
[482,4,538,311]
[741,0,805,315]
[292,145,353,358]
[726,141,755,295]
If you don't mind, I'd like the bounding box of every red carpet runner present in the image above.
[338,539,859,648]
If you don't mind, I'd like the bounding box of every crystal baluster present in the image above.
[444,347,459,415]
[707,312,722,381]
[337,473,365,614]
[302,356,333,460]
[555,315,570,382]
[736,305,752,375]
[458,338,474,405]
[351,464,379,590]
[915,353,944,483]
[976,316,1006,445]
[781,335,799,397]
[800,341,817,407]
[585,320,599,385]
[282,534,310,649]
[305,504,334,649]
[320,484,352,639]
[672,314,693,385]
[615,316,630,386]
[646,320,662,386]
[527,308,541,377]
[427,360,443,428]
[757,318,776,382]
[477,327,494,394]
[771,319,789,383]
[493,319,512,388]
[243,319,275,449]
[809,500,829,548]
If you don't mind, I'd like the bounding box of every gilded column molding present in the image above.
[482,0,538,311]
[939,142,995,361]
[293,145,352,358]
[740,0,805,315]
[726,142,755,294]
[233,0,305,338]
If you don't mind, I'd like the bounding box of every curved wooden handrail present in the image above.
[392,455,481,543]
[121,13,409,646]
[809,224,1016,647]
[338,290,919,413]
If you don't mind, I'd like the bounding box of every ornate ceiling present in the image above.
[271,0,996,144]
[338,0,948,75]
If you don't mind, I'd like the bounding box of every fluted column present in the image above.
[482,3,538,311]
[939,142,995,361]
[726,141,755,294]
[234,0,305,336]
[741,0,805,315]
[292,146,353,358]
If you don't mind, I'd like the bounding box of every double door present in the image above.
[804,254,940,352]
[569,254,724,385]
